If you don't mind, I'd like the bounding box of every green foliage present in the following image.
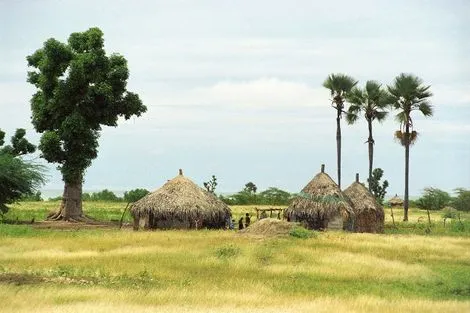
[367,168,389,205]
[27,27,146,185]
[0,129,36,156]
[244,182,257,194]
[323,74,358,105]
[221,190,255,205]
[442,207,458,219]
[387,73,433,147]
[289,226,316,239]
[215,244,241,259]
[416,187,451,211]
[86,189,121,202]
[203,175,217,193]
[20,191,43,202]
[0,129,46,215]
[258,187,292,205]
[123,188,149,203]
[220,186,293,205]
[345,80,389,125]
[452,188,470,212]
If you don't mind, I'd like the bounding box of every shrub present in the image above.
[442,207,458,219]
[289,226,316,239]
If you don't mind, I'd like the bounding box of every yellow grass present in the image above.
[1,227,470,312]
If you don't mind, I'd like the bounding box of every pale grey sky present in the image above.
[1,0,469,196]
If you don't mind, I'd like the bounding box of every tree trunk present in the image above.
[367,119,374,191]
[404,123,410,222]
[336,109,342,189]
[48,181,87,222]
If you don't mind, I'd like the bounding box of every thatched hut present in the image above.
[343,174,384,233]
[285,164,355,231]
[130,169,231,230]
[388,194,404,207]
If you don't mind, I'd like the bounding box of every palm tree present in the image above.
[346,81,389,191]
[323,74,358,188]
[387,74,433,221]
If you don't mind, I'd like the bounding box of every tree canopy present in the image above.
[27,27,146,185]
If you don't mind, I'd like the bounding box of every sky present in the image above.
[1,0,469,197]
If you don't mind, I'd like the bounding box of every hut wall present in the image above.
[155,219,191,229]
[327,215,343,230]
[354,211,384,233]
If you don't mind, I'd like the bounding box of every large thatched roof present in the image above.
[343,174,382,214]
[343,174,384,233]
[388,194,404,206]
[285,164,354,222]
[130,170,231,226]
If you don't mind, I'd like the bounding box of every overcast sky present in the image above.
[1,0,469,197]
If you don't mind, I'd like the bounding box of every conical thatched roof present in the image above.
[343,174,384,233]
[130,170,231,229]
[285,164,354,230]
[388,194,404,206]
[344,174,382,214]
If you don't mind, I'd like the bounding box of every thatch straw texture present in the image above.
[130,171,231,230]
[344,180,384,233]
[285,166,354,231]
[388,194,404,206]
[239,218,295,237]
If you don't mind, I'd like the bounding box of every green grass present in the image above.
[0,202,469,312]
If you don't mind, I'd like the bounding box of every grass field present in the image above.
[0,202,469,312]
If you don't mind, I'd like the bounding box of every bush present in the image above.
[442,207,458,219]
[416,187,451,211]
[20,191,43,202]
[289,226,316,239]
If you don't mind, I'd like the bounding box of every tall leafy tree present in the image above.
[27,27,147,221]
[387,74,433,221]
[323,74,358,188]
[346,81,389,190]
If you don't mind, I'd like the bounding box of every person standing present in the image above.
[245,213,251,228]
[238,217,244,230]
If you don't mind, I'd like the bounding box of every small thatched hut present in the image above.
[344,174,384,233]
[388,194,404,207]
[285,164,355,231]
[130,169,231,230]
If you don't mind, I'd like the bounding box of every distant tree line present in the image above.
[218,182,294,205]
[48,188,149,203]
[411,187,470,212]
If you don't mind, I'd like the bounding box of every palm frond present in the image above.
[394,111,407,124]
[345,112,359,124]
[418,102,433,116]
[323,73,358,95]
[375,110,388,122]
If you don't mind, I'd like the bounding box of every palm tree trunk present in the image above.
[368,119,373,191]
[404,124,410,222]
[336,109,341,189]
